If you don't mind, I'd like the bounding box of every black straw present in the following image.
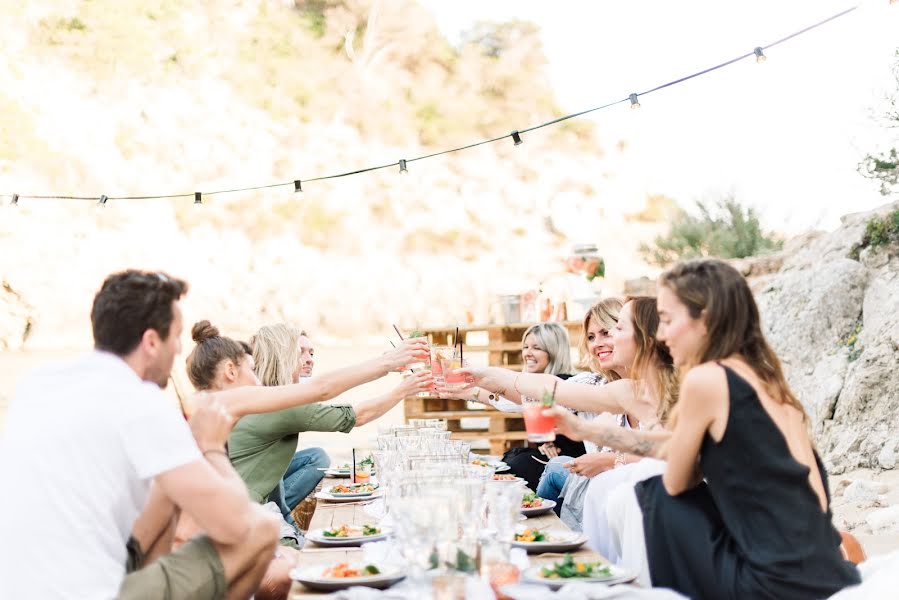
[393,324,405,340]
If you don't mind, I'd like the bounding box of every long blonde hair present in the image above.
[577,297,624,382]
[521,323,572,375]
[626,296,679,425]
[251,323,307,387]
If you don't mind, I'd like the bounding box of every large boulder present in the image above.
[749,201,899,473]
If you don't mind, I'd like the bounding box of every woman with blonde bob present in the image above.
[551,259,860,599]
[488,322,586,490]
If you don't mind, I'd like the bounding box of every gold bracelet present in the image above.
[614,451,627,468]
[513,374,522,396]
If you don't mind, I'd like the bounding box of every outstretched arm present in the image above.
[549,406,672,459]
[459,366,633,414]
[214,338,429,418]
[354,372,433,426]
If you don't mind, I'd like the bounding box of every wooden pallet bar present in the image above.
[403,321,583,455]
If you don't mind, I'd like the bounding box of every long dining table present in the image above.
[288,476,608,598]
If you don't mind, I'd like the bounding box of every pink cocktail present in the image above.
[522,401,556,443]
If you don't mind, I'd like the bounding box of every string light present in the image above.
[97,195,108,207]
[294,180,303,193]
[0,6,856,206]
[10,194,18,206]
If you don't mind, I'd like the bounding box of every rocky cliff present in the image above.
[745,201,899,473]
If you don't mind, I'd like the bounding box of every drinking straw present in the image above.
[454,326,460,360]
[392,324,405,340]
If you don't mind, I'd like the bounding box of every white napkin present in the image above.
[323,575,495,599]
[359,539,404,570]
[363,497,387,520]
[501,582,688,600]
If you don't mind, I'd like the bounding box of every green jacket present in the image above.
[228,403,356,502]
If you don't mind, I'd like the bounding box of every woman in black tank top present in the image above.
[634,259,860,599]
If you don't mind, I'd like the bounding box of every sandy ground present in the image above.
[2,348,895,558]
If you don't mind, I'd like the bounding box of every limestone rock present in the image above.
[866,505,899,535]
[880,444,898,471]
[844,480,889,504]
[752,200,899,473]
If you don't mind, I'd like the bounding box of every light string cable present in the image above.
[1,5,858,204]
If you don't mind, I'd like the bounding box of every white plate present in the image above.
[315,489,383,503]
[521,498,557,517]
[470,460,511,472]
[520,563,637,589]
[323,469,351,478]
[324,484,379,498]
[290,565,405,591]
[492,475,525,484]
[512,528,587,554]
[306,526,390,547]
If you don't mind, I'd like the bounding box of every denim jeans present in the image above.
[536,455,573,503]
[268,447,330,525]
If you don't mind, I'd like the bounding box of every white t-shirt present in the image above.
[0,352,201,600]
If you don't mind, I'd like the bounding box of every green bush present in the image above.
[639,196,783,267]
[850,209,899,259]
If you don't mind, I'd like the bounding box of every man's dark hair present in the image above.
[91,270,188,357]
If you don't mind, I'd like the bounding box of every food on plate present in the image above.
[539,554,612,579]
[328,483,377,494]
[322,524,381,538]
[470,459,493,468]
[493,474,519,481]
[521,491,544,509]
[515,528,547,542]
[322,563,381,578]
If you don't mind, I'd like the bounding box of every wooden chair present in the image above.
[290,481,322,533]
[840,531,866,565]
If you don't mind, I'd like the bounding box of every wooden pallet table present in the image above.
[403,322,583,455]
[288,476,607,598]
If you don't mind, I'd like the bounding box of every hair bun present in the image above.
[191,320,220,343]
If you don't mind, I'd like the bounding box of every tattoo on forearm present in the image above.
[597,426,664,458]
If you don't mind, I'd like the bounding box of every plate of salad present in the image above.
[511,528,587,553]
[307,524,389,546]
[520,492,556,517]
[492,474,525,483]
[316,483,381,501]
[521,554,636,589]
[470,458,510,472]
[291,562,404,591]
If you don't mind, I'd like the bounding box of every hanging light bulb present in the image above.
[511,131,523,146]
[96,194,108,209]
[194,192,202,205]
[294,180,303,193]
[754,47,767,63]
[629,93,640,109]
[399,159,408,174]
[9,194,18,207]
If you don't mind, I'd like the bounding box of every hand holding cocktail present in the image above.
[522,387,557,443]
[383,337,430,372]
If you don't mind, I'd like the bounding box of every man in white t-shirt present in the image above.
[0,270,280,600]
